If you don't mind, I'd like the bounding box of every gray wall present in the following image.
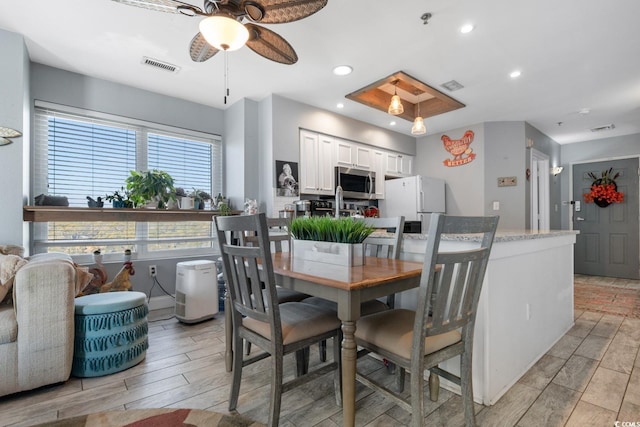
[415,121,562,230]
[31,64,224,134]
[485,122,526,229]
[415,123,486,218]
[0,29,30,248]
[560,132,640,229]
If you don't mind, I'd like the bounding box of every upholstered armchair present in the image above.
[0,252,87,397]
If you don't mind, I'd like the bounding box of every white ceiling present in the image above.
[1,0,639,145]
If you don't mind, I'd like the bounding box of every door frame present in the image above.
[530,149,550,231]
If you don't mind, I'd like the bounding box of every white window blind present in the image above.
[33,104,223,260]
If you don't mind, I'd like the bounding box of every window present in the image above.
[33,103,223,262]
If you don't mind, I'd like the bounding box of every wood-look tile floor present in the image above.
[2,278,640,427]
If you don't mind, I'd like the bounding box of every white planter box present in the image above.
[291,238,364,266]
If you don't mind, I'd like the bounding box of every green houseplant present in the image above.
[289,216,374,266]
[125,169,176,209]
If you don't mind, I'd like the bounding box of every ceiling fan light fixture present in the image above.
[411,116,426,135]
[199,15,249,51]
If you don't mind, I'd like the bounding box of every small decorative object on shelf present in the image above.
[86,196,104,208]
[583,168,624,208]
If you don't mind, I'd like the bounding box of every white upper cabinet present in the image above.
[385,152,413,177]
[335,139,371,169]
[299,130,335,195]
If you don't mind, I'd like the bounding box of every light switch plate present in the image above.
[493,201,500,210]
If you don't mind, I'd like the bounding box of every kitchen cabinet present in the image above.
[385,152,414,177]
[335,139,372,169]
[299,130,335,195]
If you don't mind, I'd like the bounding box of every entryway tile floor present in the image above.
[1,276,639,426]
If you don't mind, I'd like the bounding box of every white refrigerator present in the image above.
[379,176,446,232]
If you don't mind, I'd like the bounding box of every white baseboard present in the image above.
[147,295,175,311]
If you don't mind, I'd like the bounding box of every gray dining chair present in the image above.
[353,213,499,427]
[215,213,342,427]
[242,216,310,357]
[302,216,405,363]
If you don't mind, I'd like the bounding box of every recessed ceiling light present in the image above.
[460,24,474,34]
[336,103,344,109]
[578,108,591,115]
[390,121,396,126]
[509,70,522,79]
[333,65,353,76]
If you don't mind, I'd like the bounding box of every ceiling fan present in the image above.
[112,0,328,65]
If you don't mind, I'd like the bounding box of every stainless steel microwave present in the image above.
[335,167,376,199]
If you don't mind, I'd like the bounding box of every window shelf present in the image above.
[23,206,239,222]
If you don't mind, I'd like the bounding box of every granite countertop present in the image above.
[371,229,579,243]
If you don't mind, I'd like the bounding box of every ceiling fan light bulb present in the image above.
[388,94,404,115]
[411,116,426,135]
[199,15,249,51]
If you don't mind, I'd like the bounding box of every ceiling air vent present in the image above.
[440,80,464,92]
[141,57,180,73]
[590,124,615,133]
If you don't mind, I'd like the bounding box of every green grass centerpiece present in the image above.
[290,216,374,266]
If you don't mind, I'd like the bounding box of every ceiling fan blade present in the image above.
[111,0,202,14]
[245,24,298,64]
[189,32,220,62]
[243,0,327,24]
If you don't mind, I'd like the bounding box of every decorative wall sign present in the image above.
[275,160,299,197]
[497,176,517,187]
[442,130,476,167]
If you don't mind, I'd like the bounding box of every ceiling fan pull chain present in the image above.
[224,50,228,105]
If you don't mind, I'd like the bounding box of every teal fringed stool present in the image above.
[72,291,149,377]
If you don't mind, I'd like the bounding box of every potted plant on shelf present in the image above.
[174,187,194,210]
[125,169,176,209]
[289,216,373,266]
[189,189,212,210]
[105,187,133,208]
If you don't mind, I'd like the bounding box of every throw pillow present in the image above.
[0,254,28,304]
[73,264,95,297]
[0,245,25,257]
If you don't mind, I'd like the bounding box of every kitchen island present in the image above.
[395,229,578,405]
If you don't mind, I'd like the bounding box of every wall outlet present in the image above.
[492,201,500,211]
[149,265,157,277]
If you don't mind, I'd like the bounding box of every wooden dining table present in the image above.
[270,252,424,427]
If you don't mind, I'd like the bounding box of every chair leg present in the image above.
[228,331,244,411]
[268,346,284,427]
[410,363,425,427]
[319,340,327,362]
[460,351,476,427]
[295,347,309,377]
[428,370,440,402]
[396,367,405,392]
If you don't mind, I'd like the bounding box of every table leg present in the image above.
[341,320,357,427]
[225,291,233,372]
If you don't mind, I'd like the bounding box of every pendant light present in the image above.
[411,101,426,136]
[388,81,404,115]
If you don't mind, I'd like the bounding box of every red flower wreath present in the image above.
[583,168,624,205]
